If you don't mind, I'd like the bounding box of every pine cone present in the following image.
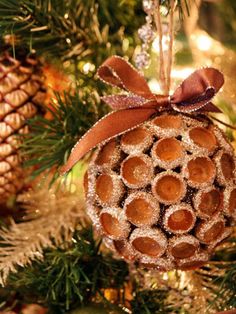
[86,113,236,271]
[0,50,46,204]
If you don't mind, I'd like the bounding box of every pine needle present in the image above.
[0,179,87,285]
[21,87,108,183]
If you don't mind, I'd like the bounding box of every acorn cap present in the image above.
[208,227,233,252]
[195,216,225,244]
[168,235,199,259]
[182,115,208,128]
[214,150,236,186]
[95,172,124,206]
[152,171,186,205]
[100,207,130,240]
[151,137,185,169]
[87,205,101,229]
[113,239,136,261]
[194,187,223,219]
[120,126,153,154]
[186,126,217,154]
[124,191,160,227]
[121,154,154,188]
[95,139,120,168]
[177,251,209,270]
[211,125,234,154]
[149,114,183,137]
[130,228,167,258]
[223,185,236,217]
[184,155,216,188]
[163,203,196,234]
[139,256,174,271]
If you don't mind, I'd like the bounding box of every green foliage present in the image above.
[6,228,129,313]
[0,0,143,64]
[193,237,236,312]
[131,289,180,314]
[21,86,108,181]
[206,237,236,311]
[212,262,236,310]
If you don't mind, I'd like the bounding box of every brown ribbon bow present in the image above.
[60,55,224,174]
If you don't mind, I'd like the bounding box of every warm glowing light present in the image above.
[148,78,162,94]
[195,34,212,51]
[160,5,168,16]
[82,62,95,74]
[171,68,194,80]
[122,38,130,52]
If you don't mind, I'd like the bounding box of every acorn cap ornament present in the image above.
[61,55,236,271]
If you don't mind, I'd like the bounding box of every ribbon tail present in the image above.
[60,108,156,174]
[199,102,222,113]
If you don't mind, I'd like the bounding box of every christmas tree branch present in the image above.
[195,235,236,311]
[21,87,108,181]
[0,179,87,285]
[4,228,129,312]
[0,0,143,63]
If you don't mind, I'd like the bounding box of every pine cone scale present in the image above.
[0,51,46,204]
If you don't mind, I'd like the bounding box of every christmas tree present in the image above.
[0,1,236,313]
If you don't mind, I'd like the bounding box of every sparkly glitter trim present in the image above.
[121,153,154,189]
[214,150,236,186]
[223,185,236,218]
[94,139,121,169]
[151,137,186,169]
[86,164,97,203]
[182,115,208,129]
[195,215,225,244]
[124,191,160,227]
[211,125,234,154]
[99,207,130,240]
[208,227,232,251]
[139,255,174,271]
[95,171,125,206]
[182,154,216,188]
[113,239,137,261]
[163,203,196,234]
[167,235,200,260]
[147,114,184,138]
[120,126,153,155]
[152,170,186,205]
[182,126,217,155]
[176,251,209,269]
[87,204,101,227]
[193,186,222,220]
[130,227,167,258]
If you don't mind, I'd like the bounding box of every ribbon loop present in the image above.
[60,56,224,174]
[97,56,153,98]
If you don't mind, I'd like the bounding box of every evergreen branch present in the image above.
[131,289,181,314]
[0,179,87,285]
[0,0,143,62]
[5,228,129,313]
[194,235,236,311]
[21,86,108,181]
